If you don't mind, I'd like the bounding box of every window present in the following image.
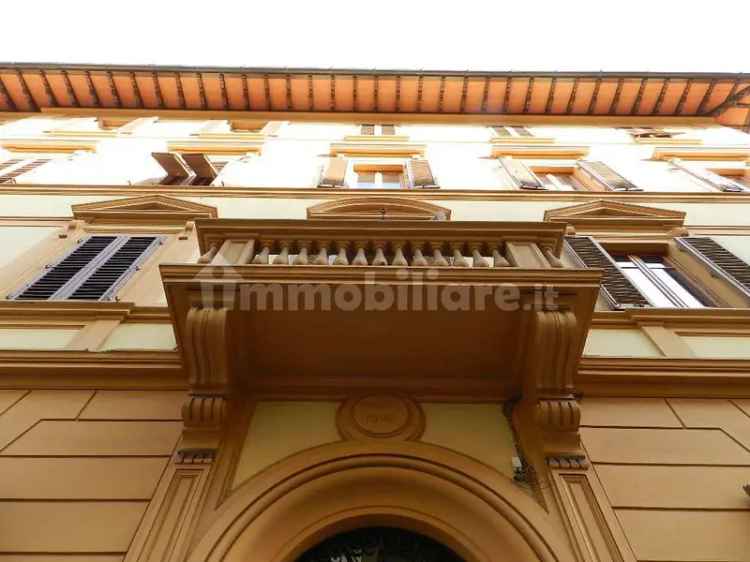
[566,237,713,309]
[492,125,532,138]
[319,157,437,189]
[534,170,586,191]
[0,156,56,184]
[360,124,396,136]
[620,127,683,139]
[352,164,405,189]
[151,152,227,186]
[610,254,708,308]
[577,161,642,191]
[499,159,639,192]
[670,159,748,192]
[9,235,163,301]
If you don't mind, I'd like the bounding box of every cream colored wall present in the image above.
[0,328,79,350]
[98,323,176,351]
[584,328,664,358]
[714,235,750,265]
[681,335,750,359]
[232,400,518,489]
[0,226,59,268]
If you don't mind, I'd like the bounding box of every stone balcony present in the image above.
[160,219,602,460]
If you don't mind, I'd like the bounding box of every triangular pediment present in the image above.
[544,200,685,231]
[307,197,451,221]
[72,195,218,224]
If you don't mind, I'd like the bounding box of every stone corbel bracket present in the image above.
[179,306,232,462]
[514,309,588,470]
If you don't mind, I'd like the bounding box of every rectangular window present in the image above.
[492,126,532,138]
[360,124,396,136]
[9,235,163,301]
[578,161,641,191]
[670,159,747,192]
[620,127,680,139]
[353,164,405,189]
[610,254,708,308]
[534,171,585,191]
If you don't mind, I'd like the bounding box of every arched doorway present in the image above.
[297,526,465,562]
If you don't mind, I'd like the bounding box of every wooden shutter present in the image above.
[151,152,191,179]
[409,159,438,189]
[319,157,348,187]
[68,236,161,301]
[512,126,533,137]
[0,158,52,184]
[11,235,161,301]
[678,237,750,297]
[499,157,544,190]
[492,126,511,137]
[565,236,650,308]
[670,159,744,192]
[579,161,641,191]
[360,124,375,136]
[380,124,396,135]
[183,153,218,180]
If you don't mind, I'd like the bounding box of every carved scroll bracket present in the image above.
[513,309,588,470]
[179,306,232,462]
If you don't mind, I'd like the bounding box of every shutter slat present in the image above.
[679,237,750,296]
[566,236,650,307]
[319,157,348,188]
[499,157,544,190]
[12,236,118,300]
[409,158,438,189]
[579,161,641,191]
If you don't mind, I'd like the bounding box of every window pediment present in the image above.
[71,195,218,225]
[545,200,685,232]
[307,197,451,220]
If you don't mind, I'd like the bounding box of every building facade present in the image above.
[0,65,750,562]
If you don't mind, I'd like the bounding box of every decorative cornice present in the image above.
[329,141,426,157]
[71,194,218,224]
[651,146,750,161]
[306,196,451,221]
[0,300,171,322]
[490,145,590,159]
[544,199,686,232]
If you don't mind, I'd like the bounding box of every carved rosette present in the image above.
[179,307,232,462]
[337,394,424,441]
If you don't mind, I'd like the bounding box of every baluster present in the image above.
[334,241,350,265]
[252,240,271,264]
[352,241,369,266]
[272,241,290,265]
[293,240,310,265]
[411,241,428,266]
[237,240,255,264]
[431,242,449,267]
[391,241,408,266]
[544,248,564,268]
[470,243,490,267]
[198,243,218,264]
[313,242,329,265]
[492,246,510,267]
[451,242,469,267]
[372,242,388,266]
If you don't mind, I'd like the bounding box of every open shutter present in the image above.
[678,237,750,297]
[319,157,348,188]
[68,236,161,301]
[499,157,544,190]
[408,158,438,189]
[10,236,120,300]
[579,161,641,191]
[183,153,218,180]
[0,158,52,184]
[151,152,191,179]
[670,159,745,193]
[565,236,650,308]
[360,124,375,136]
[492,126,511,137]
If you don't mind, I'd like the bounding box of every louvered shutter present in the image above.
[360,124,375,136]
[183,153,218,180]
[670,159,745,193]
[565,236,650,308]
[678,237,750,297]
[512,126,533,137]
[0,158,52,184]
[319,157,348,188]
[152,152,191,179]
[409,158,438,189]
[499,157,544,190]
[68,236,161,300]
[492,126,511,137]
[10,235,161,301]
[579,161,641,191]
[380,124,396,135]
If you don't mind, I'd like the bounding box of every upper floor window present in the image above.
[319,156,437,189]
[360,124,396,136]
[9,235,163,301]
[620,127,682,140]
[533,170,587,191]
[353,164,405,189]
[150,152,230,186]
[670,159,748,193]
[499,158,640,192]
[492,126,532,138]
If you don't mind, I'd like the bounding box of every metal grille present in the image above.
[297,527,465,562]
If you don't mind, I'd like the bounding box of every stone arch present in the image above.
[188,441,572,562]
[306,197,451,220]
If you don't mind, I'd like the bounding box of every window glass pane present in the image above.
[652,269,706,308]
[641,255,667,268]
[620,268,676,307]
[610,254,634,266]
[355,172,376,188]
[380,173,402,189]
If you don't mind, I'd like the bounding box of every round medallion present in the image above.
[337,394,424,441]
